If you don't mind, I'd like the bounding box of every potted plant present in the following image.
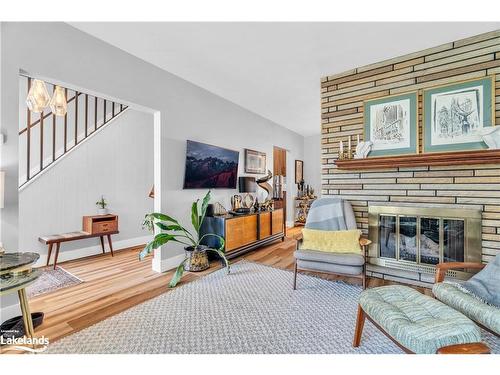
[139,190,229,288]
[96,196,108,215]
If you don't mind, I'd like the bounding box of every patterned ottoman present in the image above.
[353,285,488,354]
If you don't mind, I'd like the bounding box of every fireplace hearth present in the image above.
[368,204,482,280]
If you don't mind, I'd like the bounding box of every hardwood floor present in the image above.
[9,226,430,351]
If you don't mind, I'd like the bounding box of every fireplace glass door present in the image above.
[379,215,396,259]
[420,217,440,265]
[444,219,465,262]
[399,216,417,262]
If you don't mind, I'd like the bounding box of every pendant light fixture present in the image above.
[25,79,51,113]
[49,85,68,116]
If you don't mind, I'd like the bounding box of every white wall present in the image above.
[19,109,154,265]
[303,134,322,197]
[0,22,304,319]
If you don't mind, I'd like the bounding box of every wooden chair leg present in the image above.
[46,243,53,267]
[353,305,366,348]
[99,236,106,254]
[53,243,61,270]
[107,235,114,257]
[362,273,366,290]
[293,260,298,290]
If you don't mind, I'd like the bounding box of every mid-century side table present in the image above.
[39,215,119,269]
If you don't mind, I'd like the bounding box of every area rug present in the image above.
[45,261,499,354]
[27,266,83,298]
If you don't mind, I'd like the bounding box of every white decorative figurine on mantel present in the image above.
[354,141,373,159]
[479,126,500,149]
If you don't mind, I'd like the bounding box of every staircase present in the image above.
[19,76,128,188]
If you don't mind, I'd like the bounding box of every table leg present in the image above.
[18,288,35,349]
[53,243,61,270]
[46,244,53,267]
[107,234,114,257]
[99,236,105,254]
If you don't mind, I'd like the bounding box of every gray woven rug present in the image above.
[45,261,499,354]
[27,266,83,298]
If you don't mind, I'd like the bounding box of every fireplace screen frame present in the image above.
[368,204,482,279]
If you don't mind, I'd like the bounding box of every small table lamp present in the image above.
[238,177,257,208]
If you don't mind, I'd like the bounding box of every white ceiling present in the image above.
[70,22,500,136]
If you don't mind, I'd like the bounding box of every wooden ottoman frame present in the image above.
[353,305,490,354]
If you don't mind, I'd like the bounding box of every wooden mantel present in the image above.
[335,149,500,170]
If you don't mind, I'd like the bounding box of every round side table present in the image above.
[0,252,41,351]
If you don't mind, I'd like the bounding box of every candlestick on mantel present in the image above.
[339,140,344,157]
[357,134,360,144]
[348,137,352,155]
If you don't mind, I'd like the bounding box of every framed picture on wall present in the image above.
[364,92,418,157]
[295,160,303,184]
[423,76,495,153]
[244,149,266,174]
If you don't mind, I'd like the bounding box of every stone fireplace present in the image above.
[368,204,482,280]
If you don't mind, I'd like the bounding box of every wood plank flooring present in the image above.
[6,227,429,351]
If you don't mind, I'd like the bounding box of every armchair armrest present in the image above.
[434,262,485,283]
[359,237,371,258]
[359,238,372,247]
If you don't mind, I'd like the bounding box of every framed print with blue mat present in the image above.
[423,76,495,153]
[364,92,418,157]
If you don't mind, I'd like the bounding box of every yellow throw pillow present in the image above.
[301,228,362,254]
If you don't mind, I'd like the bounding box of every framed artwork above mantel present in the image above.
[363,92,418,157]
[423,76,495,153]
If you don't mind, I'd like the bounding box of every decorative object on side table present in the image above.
[213,202,228,216]
[231,194,242,210]
[140,190,230,288]
[423,76,495,153]
[364,92,418,157]
[238,176,256,208]
[244,149,267,174]
[96,195,108,215]
[256,170,275,210]
[294,197,316,226]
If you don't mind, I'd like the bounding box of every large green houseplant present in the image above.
[139,190,229,287]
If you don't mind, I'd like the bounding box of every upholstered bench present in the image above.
[353,285,489,354]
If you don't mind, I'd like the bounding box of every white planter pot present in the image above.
[98,208,108,215]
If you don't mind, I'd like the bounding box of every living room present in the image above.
[1,1,499,373]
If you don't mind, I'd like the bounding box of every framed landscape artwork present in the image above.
[423,76,494,153]
[364,92,418,157]
[244,149,266,174]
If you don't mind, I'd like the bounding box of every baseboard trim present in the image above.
[152,253,186,273]
[38,235,152,267]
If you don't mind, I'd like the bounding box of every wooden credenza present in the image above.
[200,208,285,259]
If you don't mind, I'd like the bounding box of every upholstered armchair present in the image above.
[433,262,499,336]
[293,198,371,290]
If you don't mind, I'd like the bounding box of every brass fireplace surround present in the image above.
[368,204,482,279]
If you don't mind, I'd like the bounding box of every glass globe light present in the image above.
[49,86,67,116]
[26,79,50,113]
